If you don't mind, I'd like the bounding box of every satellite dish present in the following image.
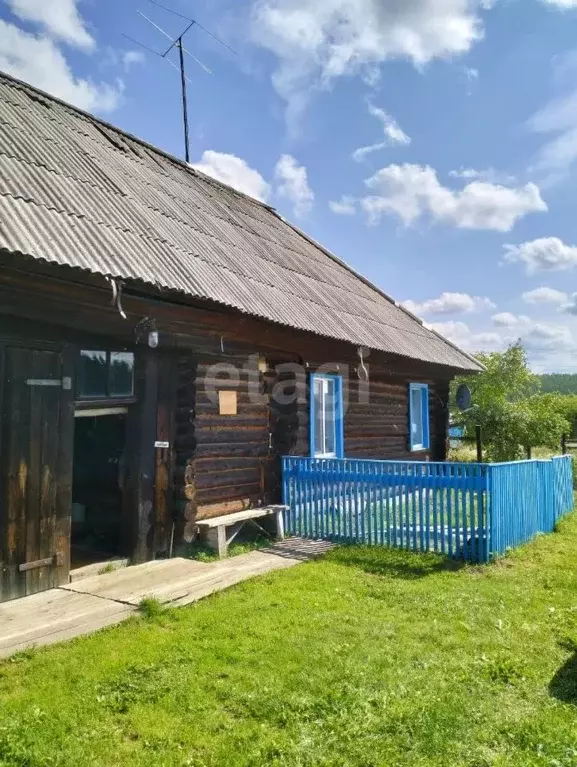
[456,384,472,411]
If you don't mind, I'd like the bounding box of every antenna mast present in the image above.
[124,1,235,162]
[177,38,190,163]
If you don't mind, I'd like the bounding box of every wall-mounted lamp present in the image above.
[134,317,159,348]
[258,356,268,373]
[148,326,159,349]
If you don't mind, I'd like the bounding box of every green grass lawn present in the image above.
[3,519,577,766]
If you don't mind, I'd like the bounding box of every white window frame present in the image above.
[310,374,344,459]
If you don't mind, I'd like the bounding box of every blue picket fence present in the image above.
[487,455,574,555]
[282,455,574,562]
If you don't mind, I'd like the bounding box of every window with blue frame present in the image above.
[310,374,344,458]
[409,383,430,451]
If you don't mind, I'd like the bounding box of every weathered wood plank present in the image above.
[55,345,74,586]
[154,352,177,555]
[4,348,28,601]
[128,350,160,564]
[0,590,135,658]
[0,345,5,603]
[196,505,287,528]
[0,540,332,656]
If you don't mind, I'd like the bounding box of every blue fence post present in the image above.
[282,457,289,534]
[486,464,496,559]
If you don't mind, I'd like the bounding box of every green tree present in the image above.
[518,394,570,456]
[540,373,577,395]
[453,343,570,462]
[553,394,577,438]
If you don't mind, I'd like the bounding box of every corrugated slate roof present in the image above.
[0,72,482,372]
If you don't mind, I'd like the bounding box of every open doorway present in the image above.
[71,411,128,569]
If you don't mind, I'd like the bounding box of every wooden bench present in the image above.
[195,505,288,558]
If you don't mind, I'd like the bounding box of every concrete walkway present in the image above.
[0,539,331,659]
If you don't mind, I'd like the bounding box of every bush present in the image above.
[453,344,570,462]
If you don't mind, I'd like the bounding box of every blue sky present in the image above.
[2,0,577,371]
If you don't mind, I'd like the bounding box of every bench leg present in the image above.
[206,525,227,558]
[275,510,285,540]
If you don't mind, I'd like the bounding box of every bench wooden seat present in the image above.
[195,505,288,558]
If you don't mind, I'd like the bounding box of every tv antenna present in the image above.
[123,0,237,164]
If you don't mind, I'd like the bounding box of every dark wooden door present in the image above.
[0,345,74,602]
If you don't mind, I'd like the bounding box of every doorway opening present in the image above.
[71,410,128,570]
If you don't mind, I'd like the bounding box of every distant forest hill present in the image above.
[540,374,577,395]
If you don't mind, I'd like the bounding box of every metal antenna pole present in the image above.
[178,37,190,163]
[126,3,233,162]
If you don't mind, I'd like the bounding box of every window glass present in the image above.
[311,375,342,458]
[77,350,135,399]
[110,352,135,396]
[411,386,424,448]
[410,384,429,451]
[313,376,324,456]
[323,377,336,457]
[78,350,108,398]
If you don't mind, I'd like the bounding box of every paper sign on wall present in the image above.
[218,390,238,415]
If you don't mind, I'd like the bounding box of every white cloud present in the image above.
[352,101,410,161]
[122,50,145,71]
[449,167,483,180]
[427,320,470,343]
[191,152,314,214]
[540,0,577,8]
[274,154,314,216]
[561,294,577,314]
[403,292,495,317]
[427,321,503,352]
[474,331,504,348]
[251,0,490,121]
[431,313,577,372]
[521,322,575,353]
[551,50,577,86]
[192,151,271,201]
[503,237,577,274]
[520,320,577,372]
[528,88,577,176]
[360,164,546,231]
[7,0,94,50]
[0,20,122,112]
[448,167,516,184]
[491,312,531,328]
[463,65,479,94]
[522,287,568,304]
[491,312,518,328]
[429,316,577,369]
[329,195,356,215]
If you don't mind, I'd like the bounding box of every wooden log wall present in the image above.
[174,347,450,539]
[0,261,461,551]
[175,350,274,540]
[345,375,449,461]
